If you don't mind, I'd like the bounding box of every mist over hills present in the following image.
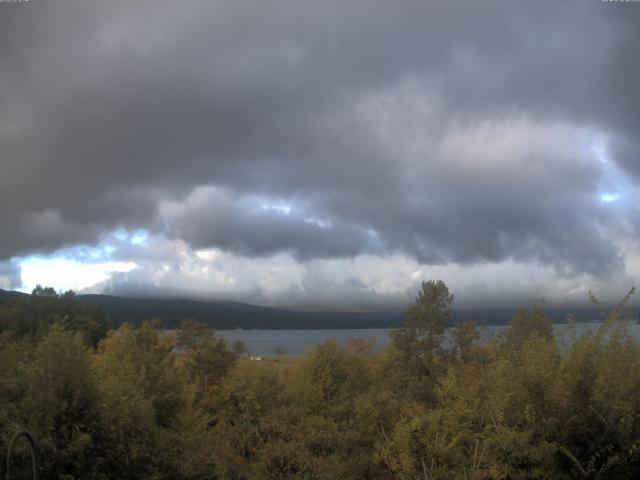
[1,288,625,330]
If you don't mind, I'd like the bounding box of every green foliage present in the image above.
[176,319,238,395]
[2,280,640,479]
[452,320,481,361]
[387,280,454,403]
[0,325,102,479]
[503,304,553,350]
[0,285,108,345]
[403,279,454,337]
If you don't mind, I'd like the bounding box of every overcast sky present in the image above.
[1,0,640,308]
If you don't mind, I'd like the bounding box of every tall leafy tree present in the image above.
[387,280,454,403]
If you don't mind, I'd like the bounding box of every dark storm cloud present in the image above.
[610,134,640,181]
[1,0,639,280]
[160,187,382,260]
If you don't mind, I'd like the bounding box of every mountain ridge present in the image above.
[2,289,627,329]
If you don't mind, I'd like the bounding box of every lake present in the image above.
[217,321,640,357]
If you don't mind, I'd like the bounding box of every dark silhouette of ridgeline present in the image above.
[76,294,405,329]
[0,289,624,330]
[0,289,28,300]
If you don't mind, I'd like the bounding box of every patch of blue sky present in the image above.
[131,229,149,245]
[600,192,621,203]
[111,227,150,244]
[14,227,149,293]
[245,192,296,216]
[590,134,632,205]
[260,201,292,215]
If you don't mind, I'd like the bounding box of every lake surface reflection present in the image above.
[217,321,640,357]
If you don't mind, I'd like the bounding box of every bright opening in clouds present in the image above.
[600,193,621,203]
[1,0,639,308]
[592,135,632,206]
[19,256,136,294]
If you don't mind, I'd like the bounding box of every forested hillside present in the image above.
[1,281,640,479]
[75,294,406,329]
[1,288,611,330]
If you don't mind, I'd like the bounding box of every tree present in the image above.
[504,305,552,350]
[273,345,288,359]
[387,280,454,403]
[451,320,481,361]
[233,339,249,356]
[92,321,187,478]
[0,286,108,344]
[31,284,57,297]
[6,324,102,478]
[176,319,237,394]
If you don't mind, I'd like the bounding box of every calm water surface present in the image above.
[217,322,640,357]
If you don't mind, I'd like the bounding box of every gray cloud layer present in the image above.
[2,0,640,300]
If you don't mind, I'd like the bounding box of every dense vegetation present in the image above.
[1,282,640,479]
